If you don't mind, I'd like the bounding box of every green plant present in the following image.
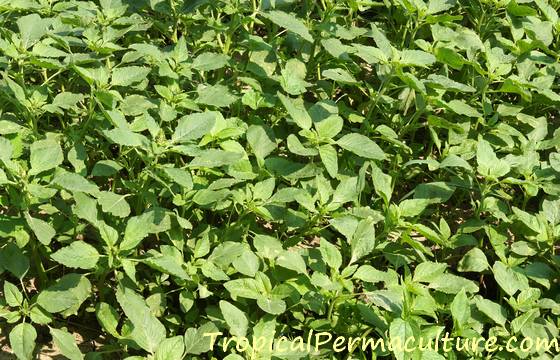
[0,0,559,359]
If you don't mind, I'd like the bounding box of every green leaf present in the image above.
[10,323,37,360]
[246,125,277,160]
[196,84,237,107]
[96,302,120,338]
[97,191,131,218]
[257,297,286,315]
[172,112,219,143]
[0,243,30,279]
[189,150,243,168]
[253,234,283,259]
[398,50,436,67]
[337,133,386,160]
[475,298,507,326]
[322,68,358,84]
[426,74,475,92]
[457,248,489,272]
[51,171,99,195]
[51,241,100,269]
[36,274,91,315]
[224,278,262,300]
[450,289,470,329]
[184,322,219,355]
[193,52,229,71]
[116,286,166,353]
[112,66,151,86]
[261,11,313,42]
[413,262,447,283]
[4,281,23,307]
[320,239,342,270]
[389,318,415,360]
[350,218,376,264]
[278,93,312,130]
[155,336,185,360]
[319,144,338,178]
[219,300,248,337]
[103,128,149,147]
[280,59,310,95]
[120,208,171,251]
[276,250,307,274]
[29,139,63,176]
[447,100,481,117]
[476,139,510,178]
[17,14,50,49]
[24,213,55,245]
[143,253,189,280]
[492,261,529,296]
[50,327,84,360]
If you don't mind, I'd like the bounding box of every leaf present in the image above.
[276,250,307,274]
[17,14,50,49]
[447,100,481,117]
[189,150,243,168]
[143,253,189,280]
[371,163,392,204]
[337,133,386,160]
[116,286,166,353]
[224,278,262,300]
[24,213,55,245]
[196,84,237,107]
[50,328,84,360]
[476,139,510,178]
[427,0,456,14]
[155,336,185,360]
[51,241,100,269]
[120,208,171,251]
[219,300,248,337]
[426,74,475,92]
[492,261,529,296]
[413,262,447,283]
[0,243,30,279]
[475,298,507,326]
[96,302,120,338]
[246,125,277,160]
[10,323,37,360]
[398,50,436,67]
[103,128,149,147]
[112,66,151,86]
[91,160,123,177]
[389,318,415,360]
[322,68,358,84]
[458,248,489,272]
[97,191,131,218]
[36,274,91,315]
[253,234,283,259]
[278,93,312,130]
[261,11,313,43]
[4,281,23,307]
[29,139,63,176]
[350,218,376,264]
[257,297,286,314]
[280,59,310,95]
[51,172,99,195]
[319,144,338,178]
[320,239,342,270]
[184,322,219,355]
[192,52,229,71]
[450,289,470,329]
[172,112,219,143]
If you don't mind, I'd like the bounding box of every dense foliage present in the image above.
[1,0,560,359]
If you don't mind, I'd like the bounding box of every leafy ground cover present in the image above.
[1,0,560,359]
